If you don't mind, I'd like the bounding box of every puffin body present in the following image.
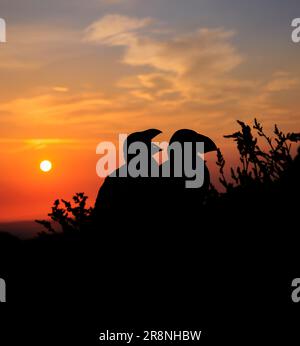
[94,129,162,218]
[160,129,217,211]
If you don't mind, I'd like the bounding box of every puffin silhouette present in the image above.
[94,129,162,216]
[160,129,217,210]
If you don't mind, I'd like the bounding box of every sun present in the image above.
[40,160,52,173]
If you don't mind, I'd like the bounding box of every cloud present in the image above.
[84,14,152,44]
[264,74,299,92]
[0,90,149,141]
[123,28,241,76]
[83,14,300,133]
[53,86,69,93]
[85,15,241,75]
[84,15,245,106]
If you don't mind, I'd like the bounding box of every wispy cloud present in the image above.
[84,14,152,44]
[264,73,299,92]
[84,15,244,105]
[52,86,69,93]
[83,14,300,132]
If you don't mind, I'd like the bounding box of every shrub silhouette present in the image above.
[36,192,93,238]
[216,119,300,190]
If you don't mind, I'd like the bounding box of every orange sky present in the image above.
[0,0,300,221]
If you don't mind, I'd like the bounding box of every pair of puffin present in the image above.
[94,129,217,216]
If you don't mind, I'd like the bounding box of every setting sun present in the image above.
[40,160,52,173]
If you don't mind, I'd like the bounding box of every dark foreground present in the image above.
[0,121,299,344]
[0,195,299,345]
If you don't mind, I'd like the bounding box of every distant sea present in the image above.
[0,221,44,239]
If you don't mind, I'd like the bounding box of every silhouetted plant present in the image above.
[36,192,93,237]
[217,119,300,190]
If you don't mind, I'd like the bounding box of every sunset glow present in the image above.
[0,0,300,222]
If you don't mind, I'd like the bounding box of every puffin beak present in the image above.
[151,143,162,155]
[196,133,217,153]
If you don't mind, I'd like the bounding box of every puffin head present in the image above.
[169,129,217,153]
[124,129,162,162]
